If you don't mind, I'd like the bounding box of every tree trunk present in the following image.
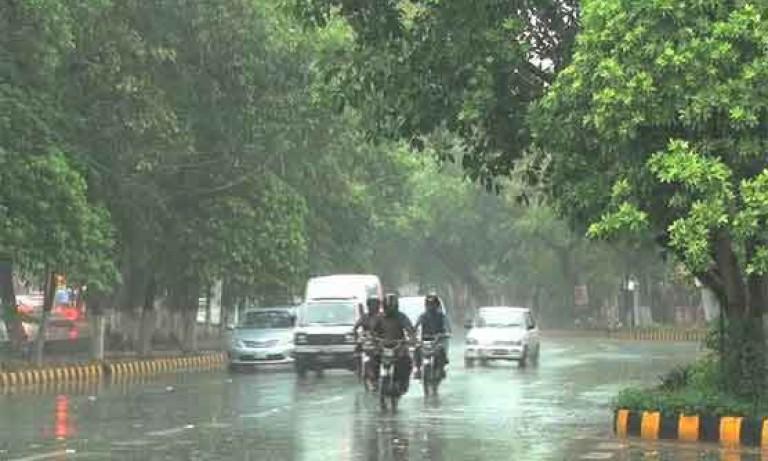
[709,235,767,398]
[88,292,109,361]
[138,277,156,357]
[34,271,56,367]
[0,259,26,349]
[91,314,106,361]
[179,285,198,353]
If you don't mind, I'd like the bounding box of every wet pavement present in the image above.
[0,337,760,460]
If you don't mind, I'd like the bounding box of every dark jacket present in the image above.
[416,310,450,338]
[372,312,414,341]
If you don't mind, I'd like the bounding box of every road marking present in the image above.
[309,395,343,405]
[8,450,75,461]
[241,408,281,418]
[203,422,232,429]
[594,442,625,450]
[112,440,152,447]
[579,452,614,460]
[146,425,193,437]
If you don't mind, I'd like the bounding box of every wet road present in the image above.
[1,337,757,460]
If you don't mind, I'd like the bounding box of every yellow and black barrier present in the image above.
[105,352,227,379]
[615,408,766,447]
[608,328,707,342]
[0,352,227,393]
[0,363,102,391]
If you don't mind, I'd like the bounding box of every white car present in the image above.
[464,306,540,368]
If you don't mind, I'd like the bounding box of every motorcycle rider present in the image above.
[353,296,381,383]
[371,293,415,394]
[413,292,450,380]
[354,296,381,338]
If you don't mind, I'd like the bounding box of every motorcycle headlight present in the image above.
[295,333,308,344]
[466,338,479,346]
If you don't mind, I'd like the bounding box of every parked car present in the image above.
[227,307,296,369]
[464,306,540,368]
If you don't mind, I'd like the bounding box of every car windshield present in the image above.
[300,302,356,326]
[239,311,293,329]
[477,310,526,328]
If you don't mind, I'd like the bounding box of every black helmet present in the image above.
[366,296,380,314]
[384,293,399,316]
[425,292,440,311]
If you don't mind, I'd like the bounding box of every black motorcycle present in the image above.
[420,334,448,396]
[357,333,378,391]
[377,338,409,412]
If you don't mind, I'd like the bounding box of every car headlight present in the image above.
[466,338,478,345]
[344,333,356,344]
[295,333,308,344]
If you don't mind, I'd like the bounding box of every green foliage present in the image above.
[291,0,579,185]
[532,0,768,298]
[615,355,768,417]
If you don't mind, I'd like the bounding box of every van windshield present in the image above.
[300,302,357,326]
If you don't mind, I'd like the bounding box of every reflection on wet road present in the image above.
[2,337,752,460]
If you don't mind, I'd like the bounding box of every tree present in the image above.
[0,1,117,355]
[531,0,768,394]
[291,0,579,186]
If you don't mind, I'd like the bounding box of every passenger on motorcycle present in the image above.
[414,292,450,379]
[371,293,415,393]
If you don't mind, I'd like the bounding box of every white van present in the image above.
[304,274,382,305]
[294,274,382,376]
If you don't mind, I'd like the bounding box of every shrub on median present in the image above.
[614,354,768,418]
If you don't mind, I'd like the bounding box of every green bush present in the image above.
[614,354,768,418]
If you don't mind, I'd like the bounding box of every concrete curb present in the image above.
[615,408,766,446]
[608,329,707,342]
[0,364,102,388]
[0,352,227,393]
[105,352,227,378]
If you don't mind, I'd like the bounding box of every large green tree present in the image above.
[531,0,768,393]
[291,0,578,185]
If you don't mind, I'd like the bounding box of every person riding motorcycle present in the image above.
[354,296,380,338]
[353,296,381,384]
[370,293,415,393]
[414,292,450,379]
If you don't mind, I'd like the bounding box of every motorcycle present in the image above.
[357,333,378,391]
[377,338,409,412]
[420,334,448,396]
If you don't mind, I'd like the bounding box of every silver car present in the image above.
[228,308,296,368]
[464,306,540,368]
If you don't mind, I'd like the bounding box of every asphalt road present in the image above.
[1,337,758,461]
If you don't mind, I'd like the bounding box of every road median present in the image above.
[0,351,227,393]
[542,327,706,342]
[615,408,765,447]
